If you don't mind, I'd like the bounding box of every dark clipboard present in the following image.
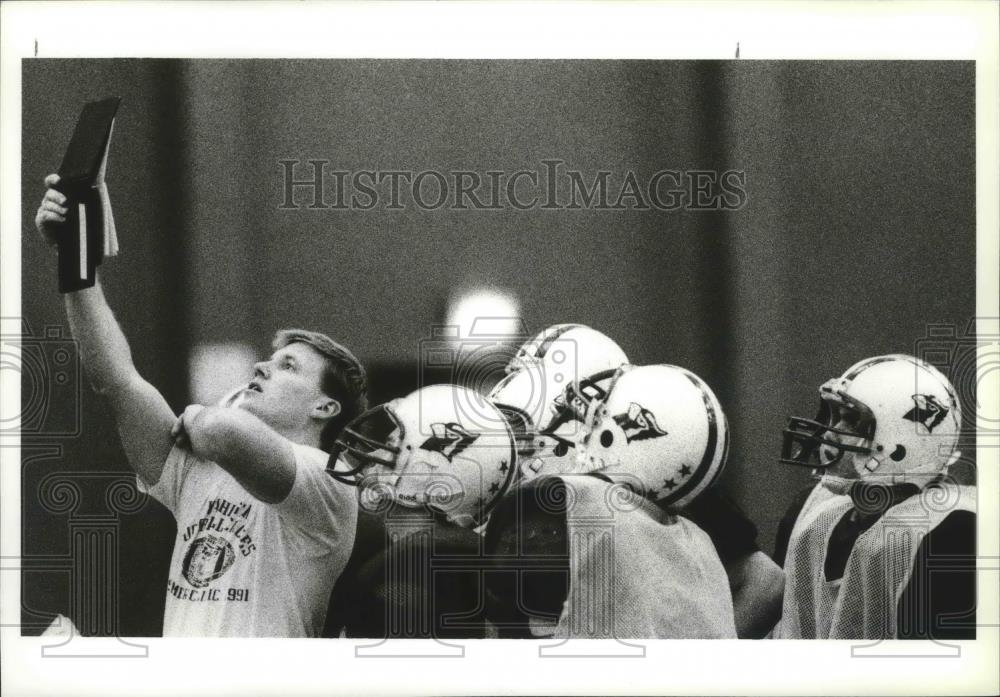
[53,97,121,293]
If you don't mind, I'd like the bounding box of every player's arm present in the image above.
[681,487,785,638]
[172,405,296,504]
[66,284,177,486]
[35,175,176,487]
[725,551,785,639]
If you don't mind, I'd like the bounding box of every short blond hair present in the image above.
[273,329,368,452]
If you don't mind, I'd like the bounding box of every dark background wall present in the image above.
[20,59,975,636]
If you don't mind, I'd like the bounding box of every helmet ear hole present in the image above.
[553,441,569,457]
[600,430,614,448]
[889,444,907,462]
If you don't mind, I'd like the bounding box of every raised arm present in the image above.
[171,405,296,504]
[36,175,177,486]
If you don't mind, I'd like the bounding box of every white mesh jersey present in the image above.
[139,441,358,637]
[777,481,975,639]
[554,475,736,639]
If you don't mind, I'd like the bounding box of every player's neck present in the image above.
[271,422,323,451]
[848,481,921,520]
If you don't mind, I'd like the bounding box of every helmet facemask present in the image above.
[781,380,876,475]
[524,367,620,478]
[495,324,627,482]
[330,386,518,528]
[490,366,617,481]
[493,402,574,479]
[782,355,962,489]
[328,403,404,485]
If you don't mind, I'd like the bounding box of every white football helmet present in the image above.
[573,364,730,510]
[505,323,628,376]
[781,354,961,484]
[328,384,518,528]
[490,325,628,479]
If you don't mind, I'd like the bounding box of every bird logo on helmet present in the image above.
[420,422,479,462]
[490,324,628,481]
[327,384,518,528]
[613,402,669,443]
[780,354,962,486]
[573,363,730,510]
[903,394,951,433]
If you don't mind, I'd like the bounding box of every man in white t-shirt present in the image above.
[35,176,367,637]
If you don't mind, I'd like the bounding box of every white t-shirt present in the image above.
[139,441,358,637]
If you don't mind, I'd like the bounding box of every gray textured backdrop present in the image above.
[21,59,975,636]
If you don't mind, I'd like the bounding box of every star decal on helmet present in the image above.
[903,394,950,433]
[679,464,692,476]
[662,478,676,490]
[613,402,669,444]
[420,422,480,462]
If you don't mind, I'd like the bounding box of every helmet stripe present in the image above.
[535,323,585,359]
[842,355,899,380]
[479,414,520,520]
[662,369,723,505]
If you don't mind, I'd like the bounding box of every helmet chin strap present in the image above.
[819,474,856,496]
[848,479,921,518]
[860,453,884,474]
[854,458,948,491]
[446,511,478,529]
[856,446,906,475]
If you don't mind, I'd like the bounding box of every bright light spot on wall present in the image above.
[443,289,523,394]
[446,289,521,341]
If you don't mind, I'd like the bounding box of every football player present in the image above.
[489,324,784,638]
[486,363,738,639]
[774,354,975,639]
[325,384,518,638]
